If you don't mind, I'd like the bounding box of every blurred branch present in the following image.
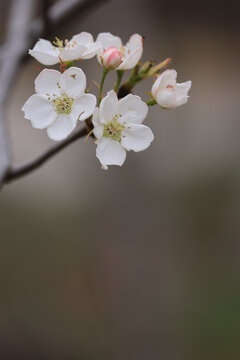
[27,0,110,42]
[0,0,110,189]
[0,0,37,187]
[4,126,88,183]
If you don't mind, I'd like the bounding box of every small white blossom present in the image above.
[92,90,154,169]
[22,67,96,141]
[96,32,143,70]
[29,32,101,65]
[151,69,192,109]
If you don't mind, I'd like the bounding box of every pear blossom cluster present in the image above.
[22,31,191,169]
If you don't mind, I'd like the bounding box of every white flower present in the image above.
[151,69,192,109]
[29,32,101,65]
[22,67,96,141]
[92,90,154,169]
[96,32,143,70]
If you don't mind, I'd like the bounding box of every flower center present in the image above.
[120,46,125,57]
[52,94,74,114]
[103,115,125,142]
[52,37,64,50]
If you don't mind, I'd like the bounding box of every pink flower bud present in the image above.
[101,47,122,70]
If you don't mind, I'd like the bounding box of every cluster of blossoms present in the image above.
[22,31,191,169]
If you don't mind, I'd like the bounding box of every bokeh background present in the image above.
[1,0,240,359]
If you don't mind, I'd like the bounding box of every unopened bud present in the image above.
[101,47,122,70]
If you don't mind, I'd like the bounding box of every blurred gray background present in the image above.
[0,0,240,359]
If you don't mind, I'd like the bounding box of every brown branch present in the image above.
[4,126,88,183]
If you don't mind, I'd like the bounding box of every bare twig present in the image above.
[5,126,88,183]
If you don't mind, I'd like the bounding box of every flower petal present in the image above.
[29,39,60,65]
[96,32,122,50]
[71,32,94,45]
[117,94,148,124]
[71,94,96,121]
[22,94,56,129]
[92,108,104,139]
[96,32,122,62]
[99,90,118,124]
[176,80,192,94]
[117,48,142,70]
[82,41,101,59]
[60,67,86,99]
[175,80,192,107]
[60,45,87,62]
[125,33,143,52]
[158,69,177,89]
[35,69,61,96]
[96,137,126,167]
[151,76,162,97]
[156,88,176,109]
[121,124,154,152]
[47,114,76,141]
[117,34,143,70]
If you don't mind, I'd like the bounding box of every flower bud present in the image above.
[151,69,192,109]
[101,47,123,70]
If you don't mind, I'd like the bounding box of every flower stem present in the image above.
[98,68,109,105]
[114,70,124,93]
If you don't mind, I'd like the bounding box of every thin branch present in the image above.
[4,126,88,183]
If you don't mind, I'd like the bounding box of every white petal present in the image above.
[22,94,56,129]
[158,69,177,89]
[71,32,94,46]
[96,137,126,167]
[60,67,86,99]
[176,80,192,94]
[125,33,143,52]
[117,48,142,70]
[175,80,192,107]
[29,39,60,65]
[151,76,162,97]
[152,69,177,97]
[117,34,143,70]
[71,94,96,121]
[175,95,189,107]
[156,88,176,109]
[60,44,87,62]
[99,90,118,124]
[47,114,76,141]
[35,69,61,96]
[96,32,122,50]
[121,124,154,152]
[92,108,104,139]
[117,94,148,124]
[82,41,101,59]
